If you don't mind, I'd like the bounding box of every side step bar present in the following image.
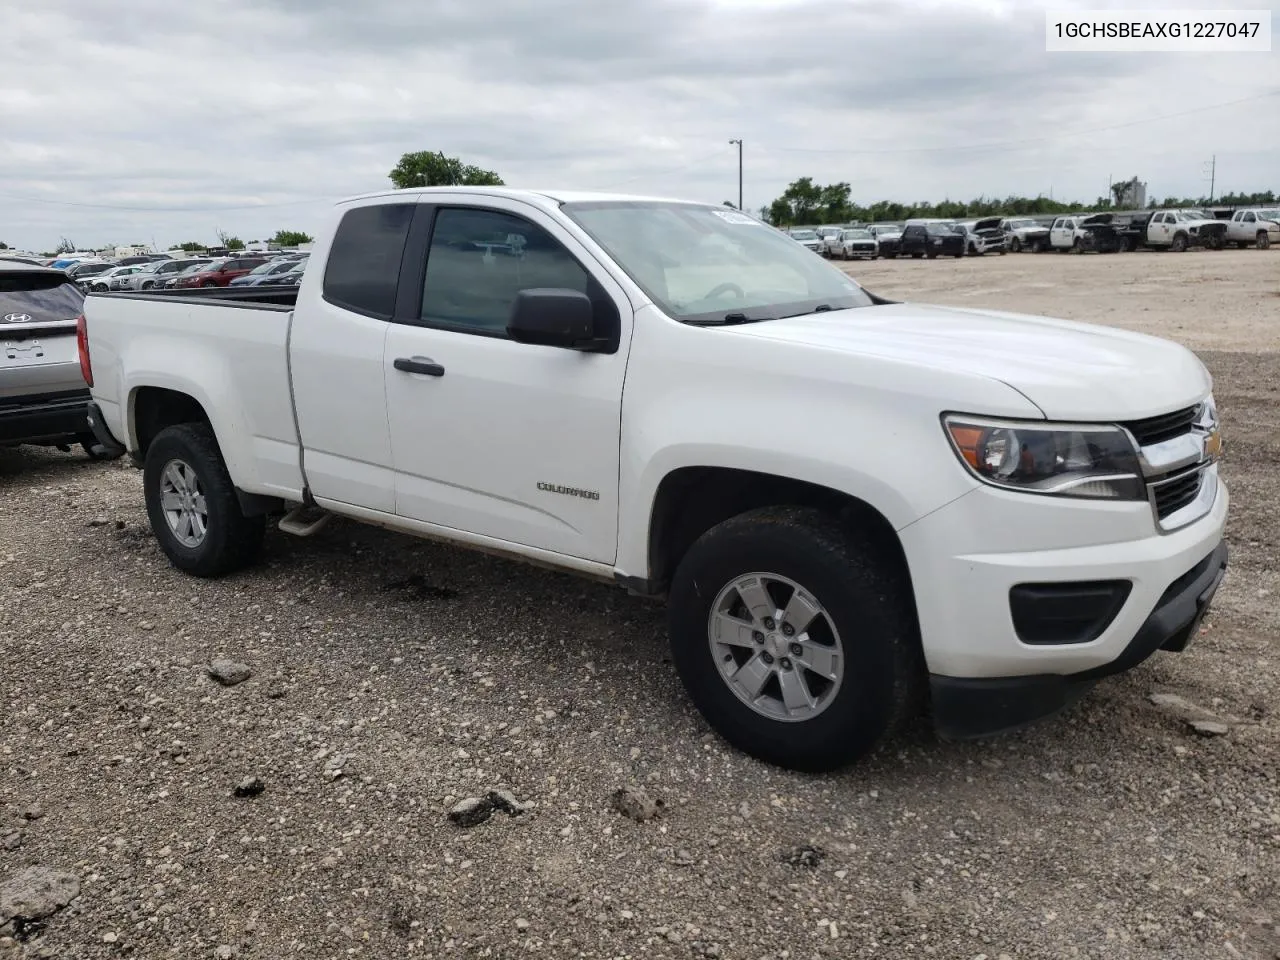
[278,504,331,537]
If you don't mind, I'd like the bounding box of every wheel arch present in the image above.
[632,467,916,611]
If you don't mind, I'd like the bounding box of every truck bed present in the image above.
[84,285,304,500]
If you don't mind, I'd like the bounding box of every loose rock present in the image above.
[233,777,266,799]
[1,835,20,853]
[1189,719,1230,737]
[487,789,528,816]
[611,785,662,822]
[780,845,825,869]
[1149,692,1219,723]
[448,797,494,828]
[0,868,80,925]
[208,660,252,687]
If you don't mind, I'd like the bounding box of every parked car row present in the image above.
[94,252,309,292]
[784,206,1279,259]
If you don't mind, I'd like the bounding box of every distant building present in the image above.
[1112,177,1147,209]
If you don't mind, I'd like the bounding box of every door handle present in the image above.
[394,356,445,377]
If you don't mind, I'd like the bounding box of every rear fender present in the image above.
[123,344,262,492]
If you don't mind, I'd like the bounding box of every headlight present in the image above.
[943,415,1144,500]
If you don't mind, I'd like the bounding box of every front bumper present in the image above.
[899,471,1229,737]
[931,540,1227,738]
[0,389,91,445]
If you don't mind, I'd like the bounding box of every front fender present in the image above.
[614,310,1042,579]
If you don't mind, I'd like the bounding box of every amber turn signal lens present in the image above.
[946,424,986,469]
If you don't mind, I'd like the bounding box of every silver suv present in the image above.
[1,262,115,458]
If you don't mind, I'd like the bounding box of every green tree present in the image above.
[217,230,245,251]
[818,182,852,223]
[768,177,825,225]
[388,150,504,189]
[179,241,204,252]
[0,242,8,250]
[271,230,314,247]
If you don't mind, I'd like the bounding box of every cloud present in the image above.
[1,0,1276,250]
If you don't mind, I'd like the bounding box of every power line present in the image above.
[770,90,1279,156]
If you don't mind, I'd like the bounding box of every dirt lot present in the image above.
[1,248,1277,960]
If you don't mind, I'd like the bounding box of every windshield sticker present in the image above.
[711,210,759,225]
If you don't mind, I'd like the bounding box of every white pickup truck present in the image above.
[1225,208,1279,249]
[81,188,1229,771]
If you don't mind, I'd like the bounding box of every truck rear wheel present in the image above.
[143,423,265,577]
[667,507,922,772]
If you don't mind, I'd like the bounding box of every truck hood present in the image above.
[726,302,1210,420]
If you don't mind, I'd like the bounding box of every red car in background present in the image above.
[172,256,269,289]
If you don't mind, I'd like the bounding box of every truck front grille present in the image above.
[1122,405,1200,446]
[1152,468,1204,520]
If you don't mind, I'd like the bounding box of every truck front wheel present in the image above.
[1258,231,1271,250]
[667,507,922,772]
[143,423,265,577]
[1171,233,1188,252]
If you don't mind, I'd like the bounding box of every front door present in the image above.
[383,200,631,564]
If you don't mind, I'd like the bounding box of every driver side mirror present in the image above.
[507,288,602,351]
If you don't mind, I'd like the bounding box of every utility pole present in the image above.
[1203,155,1216,202]
[728,139,743,211]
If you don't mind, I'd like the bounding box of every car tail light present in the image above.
[76,313,93,387]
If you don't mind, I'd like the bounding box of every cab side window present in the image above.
[322,203,416,320]
[420,207,608,338]
[1243,212,1256,223]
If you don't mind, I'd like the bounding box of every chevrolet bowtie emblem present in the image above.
[1204,428,1223,461]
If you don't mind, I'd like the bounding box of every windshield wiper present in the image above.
[780,304,834,319]
[686,312,766,327]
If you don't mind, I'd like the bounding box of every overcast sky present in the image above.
[2,0,1277,252]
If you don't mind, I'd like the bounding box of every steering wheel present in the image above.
[703,282,746,301]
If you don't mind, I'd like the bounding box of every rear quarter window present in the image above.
[323,204,416,319]
[0,273,85,324]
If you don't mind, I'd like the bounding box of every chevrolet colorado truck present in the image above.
[81,188,1229,771]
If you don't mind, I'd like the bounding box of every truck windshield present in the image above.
[561,201,872,324]
[1258,209,1279,220]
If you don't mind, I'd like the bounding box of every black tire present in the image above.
[926,251,937,260]
[1258,231,1271,251]
[201,281,218,288]
[1171,233,1187,252]
[1009,237,1021,253]
[668,507,922,772]
[912,252,924,259]
[143,423,265,577]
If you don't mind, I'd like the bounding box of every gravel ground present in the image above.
[1,249,1277,959]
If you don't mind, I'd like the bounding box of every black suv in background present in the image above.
[900,222,965,259]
